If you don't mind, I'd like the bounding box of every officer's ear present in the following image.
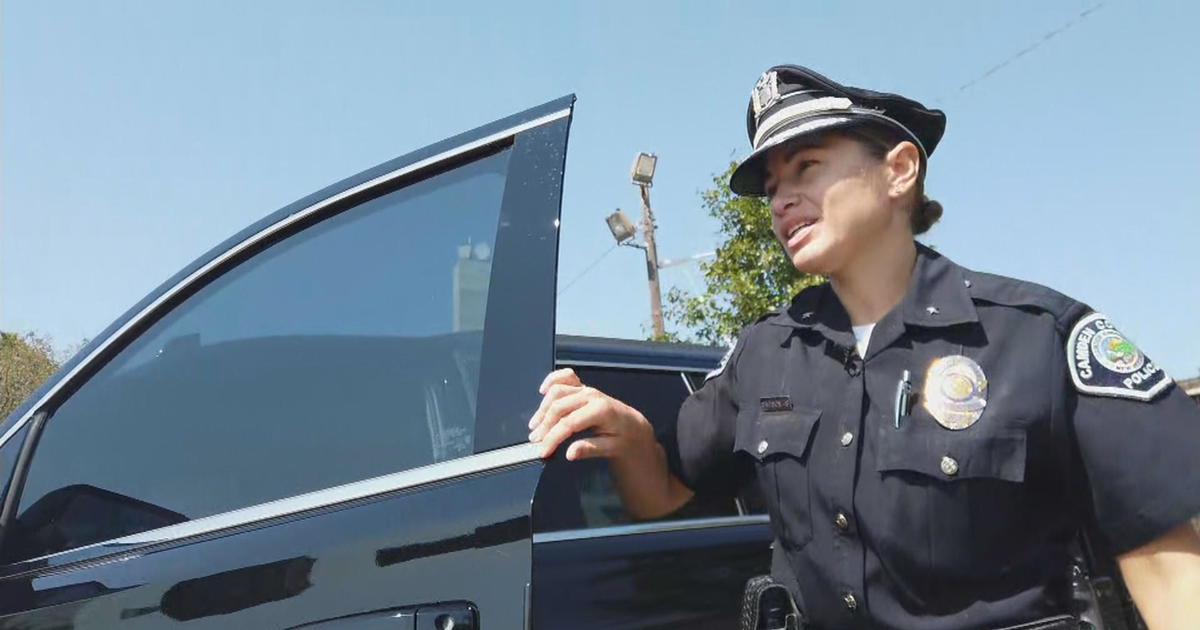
[883,140,921,202]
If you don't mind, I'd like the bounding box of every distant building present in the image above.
[1179,376,1200,406]
[453,241,492,332]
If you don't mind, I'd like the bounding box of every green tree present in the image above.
[0,331,60,420]
[663,161,822,344]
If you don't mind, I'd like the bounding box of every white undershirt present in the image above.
[852,323,876,358]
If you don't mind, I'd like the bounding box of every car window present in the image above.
[533,366,738,532]
[0,425,28,512]
[7,149,512,563]
[684,371,707,392]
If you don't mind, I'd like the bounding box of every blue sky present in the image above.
[3,1,1198,378]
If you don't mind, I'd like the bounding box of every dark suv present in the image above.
[0,97,771,628]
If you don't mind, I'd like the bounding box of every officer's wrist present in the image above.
[611,408,657,464]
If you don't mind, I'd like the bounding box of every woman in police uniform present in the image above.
[528,65,1200,630]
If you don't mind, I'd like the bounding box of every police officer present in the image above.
[528,64,1200,629]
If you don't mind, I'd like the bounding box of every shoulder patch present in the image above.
[1066,312,1171,401]
[705,340,737,382]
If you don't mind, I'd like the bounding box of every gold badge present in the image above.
[922,355,988,430]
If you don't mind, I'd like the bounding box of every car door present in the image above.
[0,95,574,629]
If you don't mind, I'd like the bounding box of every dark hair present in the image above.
[840,124,943,235]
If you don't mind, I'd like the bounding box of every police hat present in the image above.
[729,65,946,196]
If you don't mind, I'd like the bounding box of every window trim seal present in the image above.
[532,514,770,544]
[557,359,712,374]
[0,107,572,453]
[4,442,543,570]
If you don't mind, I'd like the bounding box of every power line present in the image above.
[557,243,619,296]
[940,3,1106,102]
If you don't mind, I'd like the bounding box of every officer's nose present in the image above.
[770,192,797,218]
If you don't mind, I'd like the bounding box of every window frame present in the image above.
[533,359,768,544]
[0,97,574,570]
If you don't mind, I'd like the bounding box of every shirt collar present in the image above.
[899,243,978,327]
[768,243,978,332]
[769,279,849,340]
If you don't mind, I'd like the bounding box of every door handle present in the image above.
[287,609,415,629]
[286,601,476,630]
[416,602,478,630]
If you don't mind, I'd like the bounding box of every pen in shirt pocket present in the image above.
[893,369,912,429]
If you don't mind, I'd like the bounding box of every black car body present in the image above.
[0,98,771,628]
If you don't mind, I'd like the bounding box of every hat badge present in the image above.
[922,355,988,430]
[751,70,781,119]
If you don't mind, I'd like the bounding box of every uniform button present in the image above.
[843,592,858,611]
[926,305,940,316]
[757,440,769,454]
[840,432,854,447]
[835,512,850,530]
[940,455,959,476]
[963,279,972,288]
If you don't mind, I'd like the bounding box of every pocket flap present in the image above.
[875,430,1026,482]
[735,406,822,462]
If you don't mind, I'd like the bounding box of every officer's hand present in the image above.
[528,368,655,462]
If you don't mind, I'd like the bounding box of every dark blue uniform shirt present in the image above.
[670,244,1200,630]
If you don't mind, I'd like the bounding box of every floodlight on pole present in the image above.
[630,152,657,187]
[630,151,664,338]
[605,209,639,246]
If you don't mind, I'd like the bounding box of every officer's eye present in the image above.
[794,159,817,174]
[764,160,816,198]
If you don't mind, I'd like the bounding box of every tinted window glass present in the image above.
[0,425,27,510]
[10,150,511,562]
[533,366,737,532]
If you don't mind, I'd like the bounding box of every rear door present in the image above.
[0,96,573,629]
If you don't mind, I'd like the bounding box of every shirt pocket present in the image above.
[873,422,1030,573]
[735,405,821,549]
[875,429,1026,482]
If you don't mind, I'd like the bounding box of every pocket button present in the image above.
[757,440,769,454]
[940,455,959,477]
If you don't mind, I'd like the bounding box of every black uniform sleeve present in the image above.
[1059,306,1200,554]
[662,327,755,498]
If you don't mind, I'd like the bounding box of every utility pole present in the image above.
[608,152,667,338]
[637,182,665,338]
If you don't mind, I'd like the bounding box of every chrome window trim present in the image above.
[557,359,713,374]
[532,514,770,544]
[0,107,572,451]
[680,371,695,395]
[21,442,543,564]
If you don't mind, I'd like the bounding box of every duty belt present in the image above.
[739,574,1082,630]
